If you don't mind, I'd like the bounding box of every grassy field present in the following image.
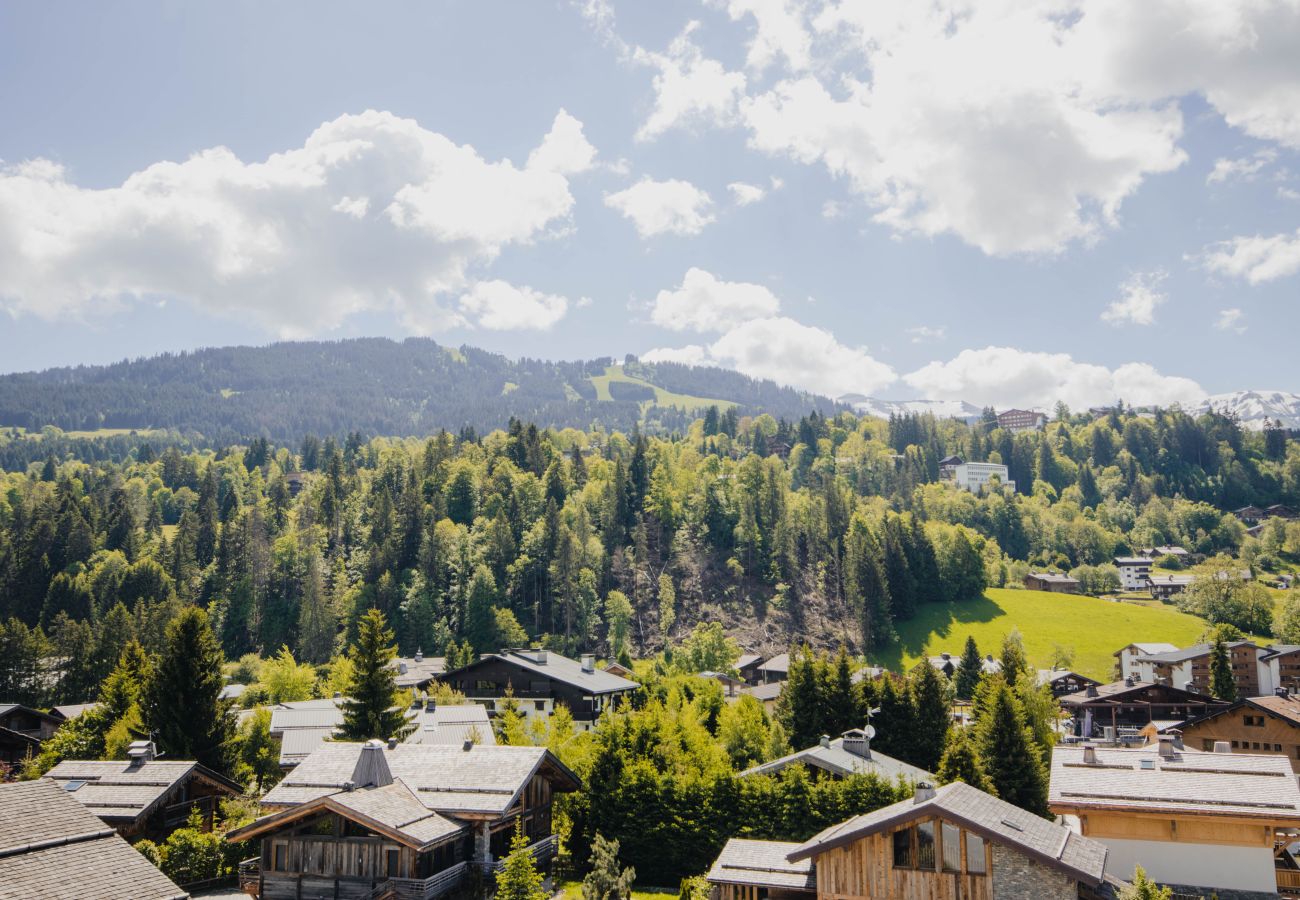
[556,880,676,900]
[589,365,734,413]
[868,588,1211,680]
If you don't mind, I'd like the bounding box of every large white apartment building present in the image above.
[950,461,1014,494]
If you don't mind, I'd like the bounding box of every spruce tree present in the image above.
[998,629,1028,685]
[936,728,993,792]
[339,609,410,741]
[583,833,635,900]
[1210,638,1237,701]
[872,674,915,762]
[826,647,858,735]
[141,607,235,774]
[954,636,984,700]
[777,646,825,748]
[909,662,951,772]
[496,821,547,900]
[975,682,1049,816]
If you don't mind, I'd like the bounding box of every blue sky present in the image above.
[0,1,1297,409]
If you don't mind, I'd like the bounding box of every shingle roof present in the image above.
[269,699,346,733]
[450,650,639,695]
[1050,744,1300,821]
[405,705,496,746]
[789,782,1107,885]
[741,681,784,702]
[1138,641,1259,664]
[1180,694,1300,730]
[758,653,790,675]
[278,726,339,766]
[262,741,580,816]
[0,779,188,900]
[740,736,933,783]
[1036,669,1100,688]
[1057,679,1222,708]
[392,656,446,690]
[44,759,240,825]
[707,839,815,891]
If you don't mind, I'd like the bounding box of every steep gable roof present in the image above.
[1179,693,1300,731]
[707,839,814,892]
[788,782,1106,885]
[740,735,932,783]
[445,650,639,695]
[45,758,241,826]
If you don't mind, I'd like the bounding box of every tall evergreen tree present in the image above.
[998,629,1028,686]
[496,822,548,900]
[908,662,951,772]
[583,833,635,900]
[936,728,992,792]
[975,682,1049,817]
[1209,638,1237,701]
[141,607,235,774]
[954,636,984,701]
[339,609,410,741]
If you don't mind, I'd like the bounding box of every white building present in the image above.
[950,461,1015,494]
[1113,642,1178,682]
[1114,556,1152,591]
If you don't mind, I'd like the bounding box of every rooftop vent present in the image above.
[581,654,595,674]
[1214,740,1231,754]
[1157,735,1176,758]
[819,735,831,748]
[913,783,936,804]
[414,649,424,663]
[351,739,393,789]
[462,739,474,752]
[1279,687,1291,699]
[388,737,398,750]
[1085,684,1099,698]
[1139,758,1155,770]
[999,818,1024,832]
[1124,676,1134,687]
[399,662,408,675]
[1082,744,1097,765]
[126,740,156,767]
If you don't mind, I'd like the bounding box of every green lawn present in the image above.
[556,880,676,900]
[589,365,734,413]
[867,588,1211,680]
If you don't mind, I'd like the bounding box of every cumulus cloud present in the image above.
[718,0,812,72]
[1206,149,1277,184]
[1101,270,1167,326]
[604,177,715,237]
[457,280,571,331]
[904,346,1207,410]
[906,325,945,343]
[0,110,593,335]
[728,181,767,205]
[646,315,895,397]
[1202,228,1300,284]
[1215,307,1246,333]
[633,22,747,141]
[650,267,781,331]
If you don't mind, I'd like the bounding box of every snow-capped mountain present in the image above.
[1197,391,1300,430]
[839,395,984,423]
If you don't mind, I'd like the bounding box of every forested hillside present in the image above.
[3,402,1299,713]
[0,338,837,442]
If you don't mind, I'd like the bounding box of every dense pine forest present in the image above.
[0,338,838,443]
[3,401,1298,714]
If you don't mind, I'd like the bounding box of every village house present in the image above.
[1058,679,1225,739]
[928,652,1001,679]
[736,653,765,685]
[757,653,790,684]
[1131,641,1275,697]
[949,461,1014,494]
[403,701,496,747]
[1112,643,1178,682]
[1036,669,1102,698]
[439,648,638,730]
[0,701,63,768]
[1176,690,1300,772]
[1024,572,1081,594]
[740,680,784,714]
[702,670,746,698]
[1050,738,1300,895]
[740,729,933,783]
[1144,574,1193,600]
[602,660,634,678]
[231,738,580,899]
[1112,557,1152,591]
[1267,644,1300,692]
[938,454,964,479]
[996,408,1048,432]
[707,781,1109,900]
[46,740,242,840]
[0,778,189,900]
[391,650,446,692]
[1137,545,1190,565]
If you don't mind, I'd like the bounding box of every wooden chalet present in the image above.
[0,702,63,768]
[1051,738,1300,895]
[1036,669,1101,698]
[440,648,638,728]
[1177,690,1300,772]
[391,651,446,692]
[736,654,765,685]
[1059,679,1225,739]
[740,729,933,783]
[1267,645,1300,693]
[707,782,1108,900]
[0,778,188,900]
[757,653,790,684]
[46,740,242,840]
[232,738,580,899]
[1024,572,1081,594]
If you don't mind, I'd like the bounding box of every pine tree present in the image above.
[296,548,336,663]
[141,607,236,774]
[826,647,859,735]
[998,629,1028,685]
[954,636,984,701]
[777,646,824,748]
[583,833,635,900]
[495,821,547,900]
[1210,638,1237,701]
[338,610,410,741]
[936,728,992,791]
[975,682,1049,816]
[909,662,951,772]
[872,674,915,762]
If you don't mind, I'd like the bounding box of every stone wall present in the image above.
[991,842,1076,900]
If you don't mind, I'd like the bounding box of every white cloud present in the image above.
[727,181,767,205]
[1202,228,1300,284]
[0,110,592,335]
[1206,149,1277,184]
[649,267,781,331]
[906,325,945,343]
[526,109,598,175]
[1215,307,1246,333]
[633,22,747,141]
[1280,186,1300,201]
[457,280,570,330]
[719,0,812,72]
[604,177,715,237]
[1101,270,1167,326]
[646,315,895,397]
[904,346,1207,410]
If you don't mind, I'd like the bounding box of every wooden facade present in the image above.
[1149,643,1265,696]
[1179,700,1300,773]
[442,656,630,723]
[813,816,994,900]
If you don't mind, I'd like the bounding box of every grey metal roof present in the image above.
[262,741,579,817]
[736,654,762,670]
[1027,572,1080,584]
[707,839,814,891]
[269,698,345,733]
[44,758,239,825]
[50,703,99,720]
[741,681,784,702]
[392,655,446,689]
[758,653,790,675]
[452,650,639,695]
[1036,669,1099,687]
[789,782,1107,885]
[1050,744,1300,821]
[0,779,188,900]
[740,736,933,783]
[1114,642,1179,656]
[278,726,339,766]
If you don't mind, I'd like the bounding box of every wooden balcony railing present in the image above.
[1277,867,1300,893]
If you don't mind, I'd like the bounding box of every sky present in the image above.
[0,0,1298,410]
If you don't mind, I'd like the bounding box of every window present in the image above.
[1201,739,1215,751]
[941,823,962,873]
[272,843,287,872]
[965,833,986,874]
[916,822,936,870]
[386,849,400,876]
[61,780,86,792]
[475,680,497,692]
[1276,744,1283,752]
[534,700,545,711]
[892,828,914,868]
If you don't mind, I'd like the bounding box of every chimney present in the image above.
[351,739,394,788]
[333,691,342,699]
[425,697,437,712]
[1157,735,1176,758]
[462,738,474,752]
[1124,676,1134,687]
[399,662,408,675]
[126,740,156,767]
[819,735,831,748]
[913,782,936,804]
[388,737,398,750]
[1085,684,1099,698]
[415,648,423,663]
[1082,744,1097,765]
[527,647,547,665]
[842,729,871,760]
[1214,740,1231,754]
[1278,687,1290,699]
[581,654,595,674]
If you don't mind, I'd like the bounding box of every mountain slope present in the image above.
[839,395,984,423]
[0,339,837,441]
[1198,390,1300,430]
